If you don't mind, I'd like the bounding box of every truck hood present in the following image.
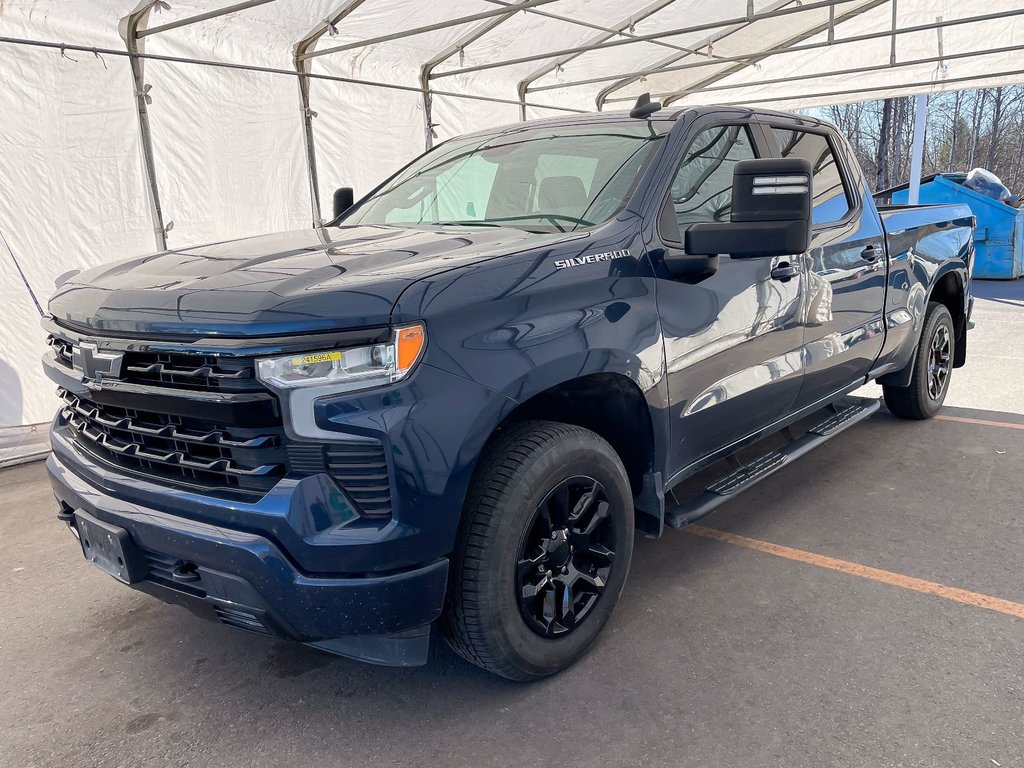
[48,225,572,337]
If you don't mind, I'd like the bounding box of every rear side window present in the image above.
[669,125,756,227]
[768,128,851,225]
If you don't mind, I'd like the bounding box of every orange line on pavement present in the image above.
[935,414,1024,431]
[685,525,1024,620]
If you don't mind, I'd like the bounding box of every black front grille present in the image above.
[49,330,394,515]
[48,335,261,393]
[123,351,259,392]
[60,389,287,495]
[48,335,73,367]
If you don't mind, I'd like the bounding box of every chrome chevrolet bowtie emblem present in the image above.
[71,342,124,381]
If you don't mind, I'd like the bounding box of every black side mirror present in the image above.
[333,187,354,220]
[686,158,812,258]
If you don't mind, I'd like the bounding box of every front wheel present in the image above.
[442,421,634,681]
[883,301,955,420]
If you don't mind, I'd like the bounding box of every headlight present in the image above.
[256,323,426,392]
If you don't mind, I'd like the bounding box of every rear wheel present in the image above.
[883,302,955,420]
[442,421,634,681]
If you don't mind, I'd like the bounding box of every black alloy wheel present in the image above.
[927,323,952,401]
[442,420,634,680]
[516,476,616,638]
[882,301,956,420]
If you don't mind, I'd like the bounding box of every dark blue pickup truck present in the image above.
[43,100,974,680]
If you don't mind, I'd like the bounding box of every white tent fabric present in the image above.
[1,0,1023,429]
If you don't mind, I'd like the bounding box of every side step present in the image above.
[665,397,880,529]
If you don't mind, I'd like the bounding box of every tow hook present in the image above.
[56,502,75,524]
[171,563,201,583]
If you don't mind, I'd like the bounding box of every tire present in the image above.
[441,420,635,681]
[883,301,955,420]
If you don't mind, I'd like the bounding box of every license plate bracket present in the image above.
[73,510,144,584]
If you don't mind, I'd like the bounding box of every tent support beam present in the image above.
[299,0,558,62]
[908,94,928,205]
[515,0,679,120]
[119,2,168,252]
[890,0,898,66]
[594,7,1024,101]
[661,0,890,107]
[419,0,532,150]
[485,0,718,60]
[723,65,1024,108]
[644,43,1024,103]
[0,35,588,114]
[431,0,863,80]
[137,0,278,38]
[293,0,368,227]
[596,0,794,110]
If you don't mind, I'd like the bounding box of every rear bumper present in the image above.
[48,451,448,663]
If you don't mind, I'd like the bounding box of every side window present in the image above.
[768,128,851,226]
[669,125,756,228]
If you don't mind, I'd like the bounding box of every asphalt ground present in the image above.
[2,280,1022,768]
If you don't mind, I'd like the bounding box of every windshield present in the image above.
[341,122,669,233]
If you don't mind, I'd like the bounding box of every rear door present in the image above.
[761,124,887,407]
[652,116,806,475]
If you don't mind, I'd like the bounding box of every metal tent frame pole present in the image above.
[136,0,279,38]
[598,7,1024,103]
[54,0,1024,244]
[293,1,368,227]
[659,0,889,107]
[298,0,559,62]
[419,0,534,151]
[908,93,929,205]
[429,0,865,80]
[721,65,1024,107]
[0,35,589,112]
[119,2,168,252]
[595,0,796,111]
[119,0,289,248]
[487,0,719,61]
[515,0,681,120]
[647,44,1024,104]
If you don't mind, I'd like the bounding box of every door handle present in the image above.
[860,245,881,262]
[770,263,799,282]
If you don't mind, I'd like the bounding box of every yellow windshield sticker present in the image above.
[292,351,342,366]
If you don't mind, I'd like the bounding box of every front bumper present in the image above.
[48,451,448,665]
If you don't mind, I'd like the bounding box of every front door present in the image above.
[653,121,806,476]
[762,125,886,407]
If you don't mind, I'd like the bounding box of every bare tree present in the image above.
[807,85,1024,195]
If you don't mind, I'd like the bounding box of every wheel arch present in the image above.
[927,268,967,367]
[879,265,968,388]
[475,366,666,537]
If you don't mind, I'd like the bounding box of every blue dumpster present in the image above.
[884,174,1023,279]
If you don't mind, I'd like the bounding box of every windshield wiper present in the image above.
[430,220,505,227]
[473,214,596,233]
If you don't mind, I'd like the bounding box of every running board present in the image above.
[665,397,880,529]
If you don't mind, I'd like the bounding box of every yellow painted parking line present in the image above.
[935,414,1024,431]
[685,525,1024,620]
